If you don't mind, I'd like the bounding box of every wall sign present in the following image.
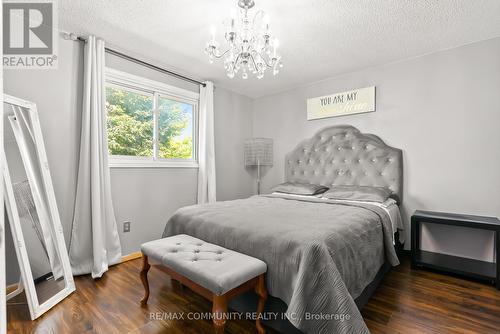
[307,86,376,120]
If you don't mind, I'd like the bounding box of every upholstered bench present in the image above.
[140,234,268,334]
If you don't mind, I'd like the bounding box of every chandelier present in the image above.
[204,0,283,79]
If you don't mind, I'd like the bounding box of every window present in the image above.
[106,85,154,157]
[157,96,194,159]
[105,69,199,168]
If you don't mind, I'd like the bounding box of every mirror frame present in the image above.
[0,93,4,333]
[1,6,5,332]
[3,94,75,320]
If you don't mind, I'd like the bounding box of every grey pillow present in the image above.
[271,182,329,195]
[322,185,392,203]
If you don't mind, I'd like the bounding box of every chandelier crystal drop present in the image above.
[204,0,283,79]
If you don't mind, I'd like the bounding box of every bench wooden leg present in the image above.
[212,294,227,334]
[140,255,151,306]
[255,274,268,334]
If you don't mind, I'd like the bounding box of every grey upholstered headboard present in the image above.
[285,125,403,203]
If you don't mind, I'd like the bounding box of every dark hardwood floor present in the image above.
[7,256,500,334]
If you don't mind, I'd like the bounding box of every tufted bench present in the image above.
[140,234,268,334]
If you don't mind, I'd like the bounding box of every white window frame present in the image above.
[105,68,199,168]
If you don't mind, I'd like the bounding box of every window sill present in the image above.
[109,159,199,169]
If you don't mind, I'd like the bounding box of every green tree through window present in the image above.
[158,97,193,159]
[106,87,153,156]
[106,86,194,159]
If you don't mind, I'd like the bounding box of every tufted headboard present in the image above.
[285,125,403,203]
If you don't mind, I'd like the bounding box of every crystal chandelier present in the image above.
[204,0,283,79]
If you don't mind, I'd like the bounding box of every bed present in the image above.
[162,125,403,334]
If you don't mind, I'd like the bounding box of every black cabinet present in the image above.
[411,210,500,289]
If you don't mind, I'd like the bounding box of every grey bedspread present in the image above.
[162,194,399,334]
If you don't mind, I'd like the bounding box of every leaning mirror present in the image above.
[3,94,75,320]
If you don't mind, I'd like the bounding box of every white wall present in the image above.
[214,87,255,201]
[252,38,500,261]
[3,36,254,262]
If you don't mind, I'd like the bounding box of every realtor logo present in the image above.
[3,0,58,68]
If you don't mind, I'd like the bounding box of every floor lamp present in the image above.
[244,138,273,195]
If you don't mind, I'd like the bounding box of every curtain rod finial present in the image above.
[62,32,78,41]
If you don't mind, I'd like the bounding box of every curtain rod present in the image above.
[72,35,206,87]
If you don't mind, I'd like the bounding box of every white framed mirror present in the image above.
[0,91,4,333]
[3,94,75,320]
[1,5,5,332]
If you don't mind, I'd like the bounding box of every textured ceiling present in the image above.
[58,0,500,98]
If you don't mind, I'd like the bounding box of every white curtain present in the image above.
[69,36,122,278]
[197,81,216,204]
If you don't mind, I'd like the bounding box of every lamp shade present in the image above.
[244,138,273,166]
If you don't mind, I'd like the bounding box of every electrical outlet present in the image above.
[123,221,131,233]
